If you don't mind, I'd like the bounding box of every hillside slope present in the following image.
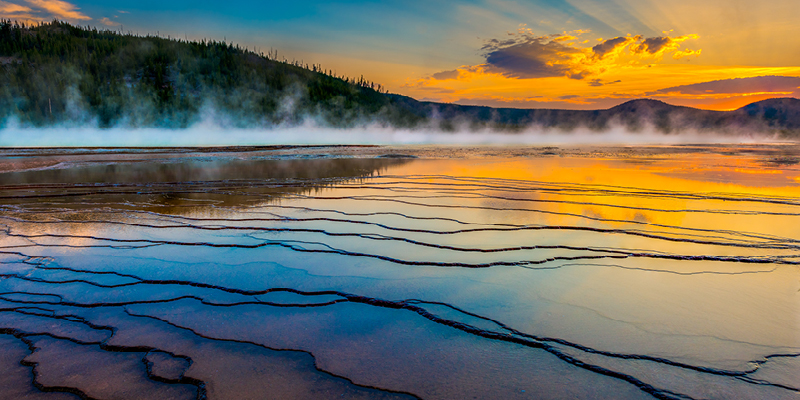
[0,20,420,128]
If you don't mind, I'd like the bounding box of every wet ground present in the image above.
[0,144,798,399]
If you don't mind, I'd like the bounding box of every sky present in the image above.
[2,0,800,111]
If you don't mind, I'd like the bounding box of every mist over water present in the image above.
[0,117,778,147]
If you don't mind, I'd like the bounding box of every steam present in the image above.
[0,86,785,146]
[0,113,781,147]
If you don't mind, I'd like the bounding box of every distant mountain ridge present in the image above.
[389,96,800,136]
[739,98,800,130]
[1,20,799,137]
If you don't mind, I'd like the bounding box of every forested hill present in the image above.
[1,20,800,136]
[0,20,423,128]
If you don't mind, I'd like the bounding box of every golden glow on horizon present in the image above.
[383,21,800,111]
[390,155,800,237]
[400,63,800,111]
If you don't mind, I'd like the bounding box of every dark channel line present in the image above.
[281,194,799,245]
[374,175,800,206]
[0,308,207,400]
[319,181,800,217]
[3,226,799,268]
[2,214,785,254]
[4,204,788,247]
[0,299,420,400]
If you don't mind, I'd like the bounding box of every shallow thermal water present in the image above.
[0,145,798,400]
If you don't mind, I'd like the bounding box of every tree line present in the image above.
[0,19,420,128]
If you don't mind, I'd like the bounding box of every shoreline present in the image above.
[1,143,800,174]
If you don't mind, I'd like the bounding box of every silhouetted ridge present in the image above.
[738,98,800,130]
[387,95,800,135]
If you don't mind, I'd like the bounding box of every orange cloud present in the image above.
[23,0,90,21]
[431,69,462,81]
[98,17,120,27]
[0,0,90,22]
[0,0,41,23]
[0,0,30,13]
[630,34,700,60]
[672,49,701,59]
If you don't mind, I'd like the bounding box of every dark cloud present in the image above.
[652,75,800,95]
[431,69,461,80]
[481,38,517,51]
[591,36,632,58]
[568,70,588,80]
[588,79,621,87]
[452,96,631,110]
[483,36,578,79]
[631,36,671,54]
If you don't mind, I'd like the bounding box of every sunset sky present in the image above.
[2,0,800,110]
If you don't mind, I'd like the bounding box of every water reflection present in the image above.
[0,155,409,213]
[0,147,798,400]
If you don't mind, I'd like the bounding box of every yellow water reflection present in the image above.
[382,154,800,237]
